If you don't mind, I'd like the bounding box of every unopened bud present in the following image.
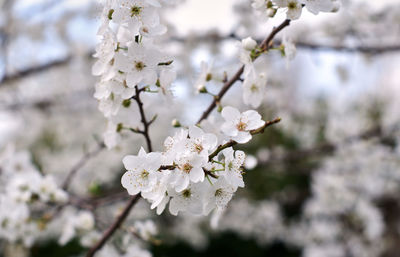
[197,84,208,94]
[116,123,124,132]
[171,119,181,128]
[241,37,257,51]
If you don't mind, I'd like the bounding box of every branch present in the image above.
[85,86,155,256]
[62,142,105,191]
[0,56,72,85]
[208,117,282,161]
[196,19,291,124]
[86,195,141,257]
[132,86,153,152]
[173,32,400,55]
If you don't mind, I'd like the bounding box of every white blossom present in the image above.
[221,106,265,143]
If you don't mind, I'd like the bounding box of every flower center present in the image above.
[194,143,203,154]
[236,120,247,131]
[250,84,259,92]
[130,5,142,17]
[215,188,223,197]
[134,61,146,71]
[141,169,149,179]
[182,189,191,198]
[288,1,297,9]
[182,163,193,174]
[142,27,149,33]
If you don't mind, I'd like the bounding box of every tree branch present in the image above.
[133,85,153,152]
[86,195,140,257]
[62,142,105,191]
[85,86,155,256]
[196,19,291,124]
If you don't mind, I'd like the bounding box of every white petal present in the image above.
[221,106,241,121]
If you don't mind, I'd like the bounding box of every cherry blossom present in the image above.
[221,106,265,143]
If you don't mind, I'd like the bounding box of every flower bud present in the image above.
[171,119,181,128]
[241,37,257,51]
[197,84,208,94]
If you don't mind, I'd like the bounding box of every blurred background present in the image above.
[1,0,400,256]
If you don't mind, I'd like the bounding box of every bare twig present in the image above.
[132,85,153,152]
[86,85,155,256]
[196,19,291,124]
[208,117,282,161]
[86,195,140,257]
[62,142,105,190]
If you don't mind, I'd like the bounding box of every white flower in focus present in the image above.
[112,0,161,35]
[171,153,206,192]
[221,106,265,143]
[242,71,267,108]
[273,0,303,20]
[204,177,237,215]
[141,170,171,214]
[115,43,161,87]
[168,183,204,216]
[121,147,163,195]
[221,147,245,188]
[187,125,217,160]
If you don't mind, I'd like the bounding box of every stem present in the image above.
[86,86,155,256]
[62,142,105,190]
[208,117,281,161]
[196,19,291,124]
[133,85,153,152]
[86,195,140,257]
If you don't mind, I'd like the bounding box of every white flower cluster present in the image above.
[121,106,266,216]
[93,0,176,149]
[59,209,96,245]
[0,145,68,246]
[239,37,268,109]
[252,0,340,20]
[290,141,399,257]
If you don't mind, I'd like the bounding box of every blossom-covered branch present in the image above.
[196,19,290,124]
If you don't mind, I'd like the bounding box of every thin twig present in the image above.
[62,142,105,190]
[208,117,282,161]
[86,195,140,257]
[133,85,153,152]
[196,19,291,124]
[86,86,155,256]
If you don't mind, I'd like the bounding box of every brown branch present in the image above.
[0,56,72,85]
[85,86,155,256]
[173,32,400,55]
[132,85,153,152]
[196,19,291,124]
[62,142,105,190]
[208,117,282,161]
[86,195,140,257]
